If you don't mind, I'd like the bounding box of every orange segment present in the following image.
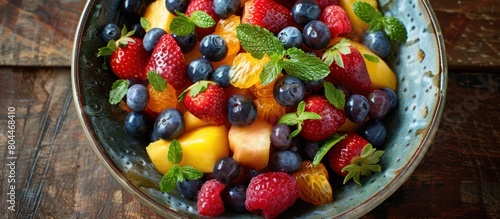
[251,73,283,98]
[229,53,270,89]
[292,161,333,206]
[254,97,287,126]
[213,15,241,56]
[143,0,176,33]
[145,83,178,114]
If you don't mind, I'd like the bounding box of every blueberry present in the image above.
[381,87,398,112]
[221,184,247,213]
[187,58,214,83]
[126,84,149,112]
[273,75,305,106]
[200,34,228,62]
[165,0,189,14]
[367,90,391,120]
[213,65,232,88]
[101,23,120,43]
[154,108,185,140]
[271,124,292,150]
[130,22,146,38]
[176,179,203,200]
[363,30,391,58]
[123,0,147,17]
[303,141,320,160]
[292,0,321,26]
[172,32,197,53]
[213,157,241,184]
[358,120,387,147]
[143,28,167,52]
[124,111,150,137]
[302,20,331,50]
[277,26,303,49]
[345,94,370,123]
[268,150,302,174]
[227,94,257,127]
[303,78,324,94]
[214,0,241,18]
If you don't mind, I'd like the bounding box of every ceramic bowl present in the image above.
[71,0,447,218]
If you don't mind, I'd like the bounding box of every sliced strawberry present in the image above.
[145,34,188,90]
[181,81,228,126]
[242,0,293,34]
[322,38,372,94]
[300,95,346,141]
[327,132,384,185]
[97,28,149,80]
[320,5,351,38]
[186,0,220,38]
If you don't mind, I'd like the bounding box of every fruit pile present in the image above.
[97,0,406,218]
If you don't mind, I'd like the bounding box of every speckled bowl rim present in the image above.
[71,0,447,218]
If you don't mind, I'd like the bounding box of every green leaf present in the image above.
[180,165,204,180]
[363,53,380,63]
[297,112,322,121]
[97,40,117,57]
[160,165,180,192]
[190,11,216,28]
[384,16,408,42]
[282,48,330,82]
[140,17,151,30]
[169,14,195,36]
[189,81,212,97]
[278,113,299,126]
[168,140,183,164]
[147,71,168,92]
[352,1,379,23]
[260,59,283,86]
[312,134,347,167]
[323,81,345,109]
[236,24,285,59]
[277,101,321,140]
[109,79,130,105]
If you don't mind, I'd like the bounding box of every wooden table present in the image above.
[1,0,499,218]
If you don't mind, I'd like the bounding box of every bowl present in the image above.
[71,0,447,218]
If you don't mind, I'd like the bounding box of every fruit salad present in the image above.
[97,0,407,218]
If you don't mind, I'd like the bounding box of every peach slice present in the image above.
[228,119,272,170]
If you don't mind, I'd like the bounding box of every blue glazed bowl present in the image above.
[71,0,447,218]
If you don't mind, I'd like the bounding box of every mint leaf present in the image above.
[140,17,151,30]
[109,79,130,105]
[236,24,285,59]
[282,48,330,82]
[312,133,347,166]
[260,59,283,86]
[323,81,345,109]
[180,165,204,180]
[363,53,380,63]
[168,140,183,164]
[190,11,216,28]
[384,16,408,42]
[353,1,378,23]
[278,101,321,139]
[278,113,300,126]
[169,13,195,36]
[147,71,168,92]
[160,166,179,192]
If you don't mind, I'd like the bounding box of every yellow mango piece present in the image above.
[143,0,176,33]
[339,0,378,42]
[146,125,229,174]
[183,111,210,133]
[228,119,272,170]
[349,40,398,91]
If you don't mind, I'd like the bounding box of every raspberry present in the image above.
[320,5,352,38]
[245,172,299,219]
[315,0,339,10]
[197,179,226,217]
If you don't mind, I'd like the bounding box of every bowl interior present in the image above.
[71,0,447,218]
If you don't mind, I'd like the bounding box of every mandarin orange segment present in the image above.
[213,15,241,56]
[254,97,287,126]
[292,161,333,205]
[229,53,270,89]
[145,83,178,114]
[143,0,176,33]
[251,73,283,98]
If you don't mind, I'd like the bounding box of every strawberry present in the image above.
[186,0,220,38]
[327,132,384,185]
[197,179,226,217]
[322,38,372,94]
[242,0,293,34]
[320,5,351,38]
[145,34,188,90]
[245,172,299,219]
[180,81,228,126]
[299,95,346,141]
[97,27,149,80]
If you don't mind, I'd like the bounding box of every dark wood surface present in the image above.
[0,0,499,218]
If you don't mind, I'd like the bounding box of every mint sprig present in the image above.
[169,10,215,36]
[236,24,330,86]
[147,71,168,92]
[278,101,322,139]
[312,133,347,167]
[353,1,407,42]
[109,79,130,105]
[323,81,345,109]
[160,140,204,192]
